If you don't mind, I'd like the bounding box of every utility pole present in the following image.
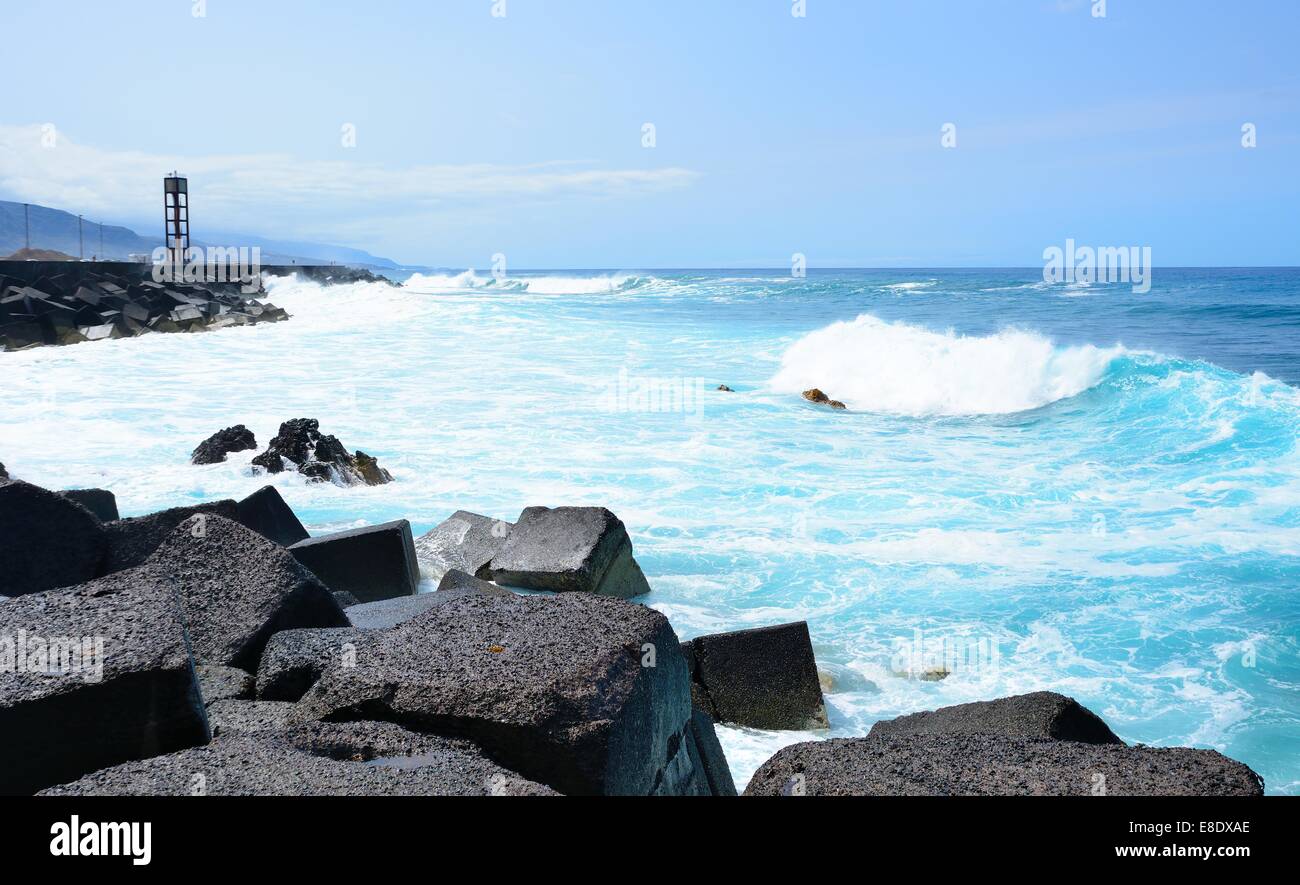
[78,214,84,260]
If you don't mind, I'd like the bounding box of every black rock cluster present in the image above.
[0,266,291,350]
[249,418,392,486]
[0,471,1268,797]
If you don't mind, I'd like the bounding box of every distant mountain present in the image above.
[0,200,398,268]
[0,201,155,260]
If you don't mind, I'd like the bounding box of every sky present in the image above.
[2,0,1297,268]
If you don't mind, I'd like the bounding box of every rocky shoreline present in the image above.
[0,471,1265,796]
[0,261,388,351]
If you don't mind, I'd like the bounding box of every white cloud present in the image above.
[0,124,698,247]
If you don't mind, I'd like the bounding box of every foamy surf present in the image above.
[770,313,1123,416]
[403,270,650,295]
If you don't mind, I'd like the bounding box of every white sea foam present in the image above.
[770,314,1123,416]
[882,280,937,292]
[402,270,647,295]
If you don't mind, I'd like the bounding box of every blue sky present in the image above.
[2,0,1297,267]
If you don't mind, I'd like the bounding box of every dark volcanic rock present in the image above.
[40,722,557,796]
[235,485,309,546]
[487,506,651,598]
[255,627,366,701]
[291,592,709,796]
[59,488,120,522]
[868,691,1123,745]
[344,594,446,630]
[145,515,350,671]
[686,706,738,797]
[0,479,106,596]
[343,574,509,628]
[101,498,239,574]
[196,664,255,704]
[742,734,1264,796]
[289,520,420,603]
[414,510,513,580]
[437,568,512,598]
[206,699,295,736]
[684,621,828,730]
[252,418,391,486]
[802,388,846,409]
[333,590,361,608]
[191,424,258,465]
[0,569,210,794]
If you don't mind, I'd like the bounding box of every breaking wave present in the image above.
[770,314,1124,416]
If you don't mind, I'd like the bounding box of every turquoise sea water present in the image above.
[2,267,1297,791]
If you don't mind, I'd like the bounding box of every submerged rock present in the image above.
[0,479,106,596]
[743,733,1264,796]
[191,425,258,465]
[802,388,846,409]
[251,418,392,486]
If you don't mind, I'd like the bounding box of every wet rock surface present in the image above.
[802,388,846,409]
[684,621,829,730]
[192,425,258,465]
[414,510,512,581]
[252,418,392,486]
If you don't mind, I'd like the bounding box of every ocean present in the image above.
[2,267,1297,792]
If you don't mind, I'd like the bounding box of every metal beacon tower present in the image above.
[163,172,189,273]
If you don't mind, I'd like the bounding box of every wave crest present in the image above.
[770,314,1122,416]
[403,270,650,295]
